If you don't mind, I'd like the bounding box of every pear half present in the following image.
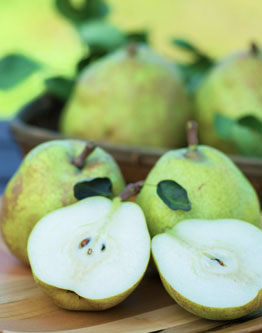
[152,218,262,320]
[28,196,150,310]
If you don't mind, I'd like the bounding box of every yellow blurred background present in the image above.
[1,0,262,118]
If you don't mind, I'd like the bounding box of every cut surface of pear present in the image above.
[28,196,150,310]
[152,218,262,320]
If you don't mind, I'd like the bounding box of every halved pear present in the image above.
[152,219,262,320]
[28,196,150,311]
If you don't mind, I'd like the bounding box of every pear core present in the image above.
[152,218,262,320]
[28,197,151,310]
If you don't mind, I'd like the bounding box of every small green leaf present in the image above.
[172,38,214,93]
[237,115,262,133]
[74,177,113,200]
[55,0,109,24]
[157,180,191,211]
[126,31,148,44]
[78,20,126,51]
[214,113,262,158]
[44,76,75,100]
[214,113,235,140]
[172,38,200,54]
[0,54,42,90]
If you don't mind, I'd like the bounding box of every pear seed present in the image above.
[212,258,226,267]
[87,248,93,255]
[79,238,91,248]
[101,244,106,251]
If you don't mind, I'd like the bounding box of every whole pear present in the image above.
[195,44,262,153]
[1,140,125,264]
[60,43,192,148]
[137,122,261,237]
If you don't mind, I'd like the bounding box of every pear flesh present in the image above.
[152,218,262,320]
[1,140,125,265]
[28,196,151,310]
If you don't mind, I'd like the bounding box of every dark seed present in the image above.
[79,238,90,248]
[101,244,106,251]
[212,258,226,267]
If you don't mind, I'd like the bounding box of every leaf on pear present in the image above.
[0,54,42,90]
[214,113,235,140]
[55,0,109,24]
[78,20,126,51]
[74,177,113,200]
[44,76,75,100]
[214,113,262,158]
[157,180,191,211]
[237,115,262,133]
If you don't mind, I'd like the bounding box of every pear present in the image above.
[60,43,192,148]
[152,218,262,320]
[195,43,262,153]
[136,121,261,237]
[27,184,150,311]
[1,140,125,265]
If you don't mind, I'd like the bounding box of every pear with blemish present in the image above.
[27,182,150,311]
[1,140,125,265]
[152,218,262,320]
[195,43,262,153]
[137,121,261,237]
[60,43,192,148]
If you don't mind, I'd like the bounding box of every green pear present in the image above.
[60,43,192,148]
[136,122,261,237]
[1,140,125,265]
[195,44,262,153]
[152,218,262,320]
[27,186,150,310]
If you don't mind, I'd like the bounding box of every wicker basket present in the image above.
[10,94,262,201]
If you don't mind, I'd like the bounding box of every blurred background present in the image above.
[1,0,262,192]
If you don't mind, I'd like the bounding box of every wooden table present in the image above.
[0,198,261,333]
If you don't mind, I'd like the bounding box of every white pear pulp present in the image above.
[152,219,262,308]
[28,197,150,300]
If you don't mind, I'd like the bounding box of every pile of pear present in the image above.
[58,41,262,157]
[1,123,262,320]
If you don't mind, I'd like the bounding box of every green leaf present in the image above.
[172,38,214,93]
[0,54,42,90]
[78,20,126,51]
[44,76,75,100]
[214,113,262,158]
[55,0,109,24]
[126,31,148,44]
[74,177,113,200]
[237,115,262,133]
[214,113,235,140]
[157,180,191,211]
[172,38,200,55]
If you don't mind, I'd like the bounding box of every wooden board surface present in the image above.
[0,198,262,333]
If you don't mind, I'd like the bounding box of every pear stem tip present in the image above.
[119,180,145,201]
[73,141,96,169]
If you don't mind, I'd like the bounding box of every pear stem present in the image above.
[73,142,96,169]
[184,121,202,160]
[250,42,259,56]
[119,180,145,201]
[127,42,137,57]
